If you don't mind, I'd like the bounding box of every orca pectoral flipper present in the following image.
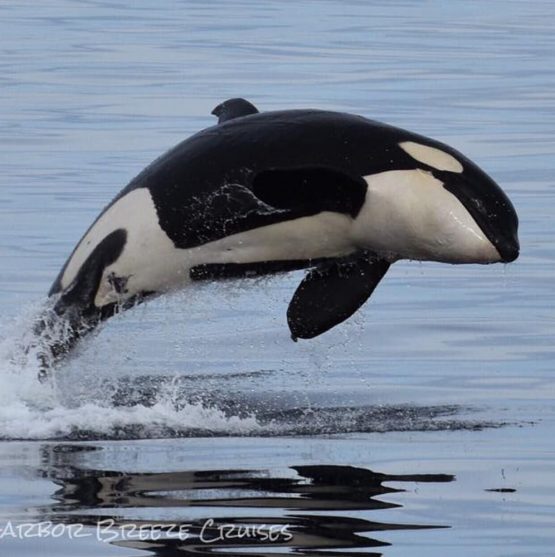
[287,254,390,340]
[252,167,367,218]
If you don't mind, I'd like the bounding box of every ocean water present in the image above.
[0,1,554,555]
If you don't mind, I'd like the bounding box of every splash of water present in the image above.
[0,299,262,440]
[0,296,501,441]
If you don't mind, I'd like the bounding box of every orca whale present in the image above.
[38,98,519,370]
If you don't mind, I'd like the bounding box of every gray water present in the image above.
[0,1,554,555]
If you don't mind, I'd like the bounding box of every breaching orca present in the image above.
[37,98,519,372]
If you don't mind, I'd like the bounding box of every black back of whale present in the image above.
[116,107,515,255]
[114,109,425,250]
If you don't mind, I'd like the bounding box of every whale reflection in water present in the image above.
[36,444,454,556]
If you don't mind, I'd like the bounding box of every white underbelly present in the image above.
[96,209,355,307]
[188,211,355,267]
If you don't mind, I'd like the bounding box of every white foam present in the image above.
[0,398,262,440]
[0,301,262,440]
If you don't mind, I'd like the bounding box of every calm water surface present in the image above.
[0,1,554,555]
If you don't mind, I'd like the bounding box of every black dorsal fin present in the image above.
[211,98,259,123]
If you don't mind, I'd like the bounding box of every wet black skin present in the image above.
[42,100,519,372]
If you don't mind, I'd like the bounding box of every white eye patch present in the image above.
[399,141,464,173]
